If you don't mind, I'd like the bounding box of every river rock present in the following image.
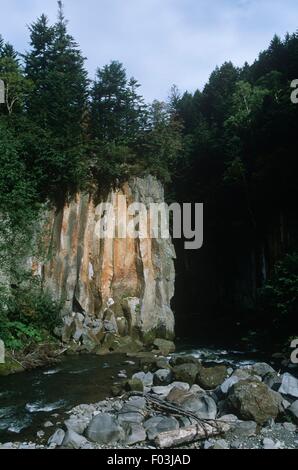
[278,373,298,398]
[132,371,153,387]
[263,438,283,450]
[117,398,146,425]
[213,439,230,450]
[124,423,147,445]
[152,339,176,356]
[62,429,90,449]
[167,387,217,420]
[65,417,89,435]
[118,412,144,425]
[48,429,65,446]
[173,363,200,385]
[231,421,257,437]
[153,368,173,386]
[151,381,190,396]
[263,372,282,390]
[121,397,147,413]
[227,379,282,424]
[85,413,125,444]
[169,355,200,367]
[144,416,179,440]
[196,365,228,390]
[125,378,144,392]
[155,357,171,370]
[288,400,298,420]
[220,369,261,395]
[251,363,276,377]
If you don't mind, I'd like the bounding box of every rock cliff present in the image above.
[33,176,176,350]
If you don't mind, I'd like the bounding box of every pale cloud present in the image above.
[0,0,297,101]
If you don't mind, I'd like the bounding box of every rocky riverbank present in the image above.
[2,341,297,450]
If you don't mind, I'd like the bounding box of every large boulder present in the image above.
[173,363,200,385]
[167,387,217,420]
[227,379,282,424]
[85,413,125,444]
[278,373,298,398]
[196,365,228,390]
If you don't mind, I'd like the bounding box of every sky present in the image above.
[1,0,298,102]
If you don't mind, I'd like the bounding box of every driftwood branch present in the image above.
[155,421,230,448]
[122,392,231,447]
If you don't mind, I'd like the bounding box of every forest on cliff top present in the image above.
[0,3,298,351]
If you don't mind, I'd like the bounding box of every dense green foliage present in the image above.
[0,3,181,350]
[1,3,298,349]
[172,33,298,345]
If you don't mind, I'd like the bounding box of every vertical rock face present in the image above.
[37,176,176,346]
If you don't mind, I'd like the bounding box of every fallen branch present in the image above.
[155,421,230,448]
[122,391,231,447]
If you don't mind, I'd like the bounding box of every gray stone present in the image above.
[37,431,45,439]
[132,371,153,387]
[151,381,190,396]
[167,387,217,420]
[48,429,65,447]
[218,414,239,423]
[118,412,144,425]
[121,397,147,413]
[263,438,282,450]
[232,421,257,437]
[190,384,205,394]
[85,413,125,444]
[144,416,179,440]
[220,369,262,395]
[125,423,147,445]
[288,400,298,420]
[154,369,173,386]
[283,422,296,432]
[278,373,298,398]
[65,417,89,435]
[62,429,89,449]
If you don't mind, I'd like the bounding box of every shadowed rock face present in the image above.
[34,176,176,344]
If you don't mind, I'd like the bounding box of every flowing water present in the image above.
[0,344,290,445]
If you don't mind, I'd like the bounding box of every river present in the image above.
[0,343,289,445]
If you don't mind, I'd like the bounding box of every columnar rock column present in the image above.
[35,176,176,348]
